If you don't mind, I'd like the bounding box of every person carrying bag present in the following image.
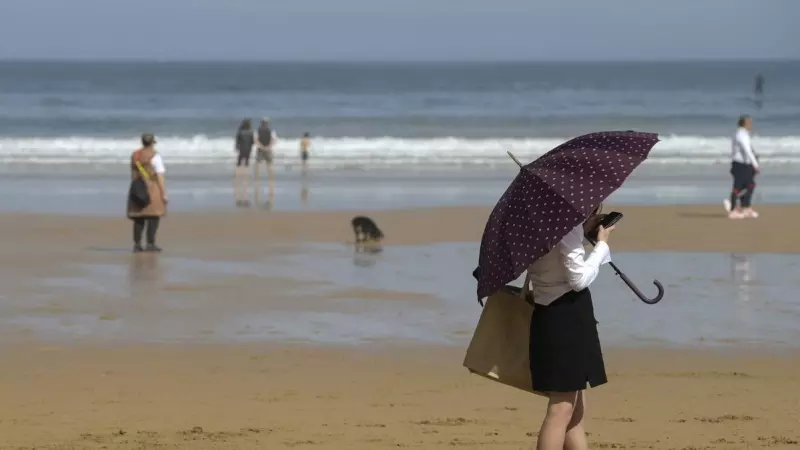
[126,133,167,253]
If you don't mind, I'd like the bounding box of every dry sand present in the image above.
[1,204,799,449]
[0,344,798,450]
[3,203,799,252]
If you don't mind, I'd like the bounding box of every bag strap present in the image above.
[134,151,150,181]
[520,272,532,298]
[520,271,534,305]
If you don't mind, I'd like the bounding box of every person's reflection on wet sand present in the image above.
[128,254,161,295]
[301,180,309,205]
[730,253,754,302]
[353,245,382,267]
[256,181,275,210]
[730,253,756,339]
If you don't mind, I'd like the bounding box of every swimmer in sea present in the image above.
[754,73,764,108]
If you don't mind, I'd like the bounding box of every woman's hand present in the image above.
[596,225,615,243]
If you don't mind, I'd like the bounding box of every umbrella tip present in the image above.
[506,151,524,168]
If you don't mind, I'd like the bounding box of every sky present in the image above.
[0,0,797,61]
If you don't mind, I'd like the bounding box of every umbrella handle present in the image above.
[608,261,664,305]
[586,237,665,305]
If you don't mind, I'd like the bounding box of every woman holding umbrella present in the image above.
[526,207,615,450]
[473,131,664,450]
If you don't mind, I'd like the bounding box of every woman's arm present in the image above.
[151,154,168,201]
[736,129,760,170]
[558,225,611,291]
[130,154,137,181]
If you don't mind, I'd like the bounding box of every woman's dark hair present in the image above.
[303,132,310,138]
[737,115,750,127]
[238,119,251,131]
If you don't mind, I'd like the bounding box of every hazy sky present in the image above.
[1,0,797,61]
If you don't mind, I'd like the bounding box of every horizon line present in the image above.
[1,57,798,64]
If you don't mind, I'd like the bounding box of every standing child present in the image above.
[300,132,311,176]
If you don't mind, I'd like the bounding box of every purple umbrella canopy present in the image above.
[475,131,660,301]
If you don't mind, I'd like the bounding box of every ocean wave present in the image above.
[1,134,799,167]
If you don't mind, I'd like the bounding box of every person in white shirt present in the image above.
[724,115,760,219]
[526,205,615,450]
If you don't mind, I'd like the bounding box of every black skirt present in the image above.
[529,288,607,393]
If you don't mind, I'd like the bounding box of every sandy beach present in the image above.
[5,203,800,252]
[1,204,799,449]
[1,344,798,449]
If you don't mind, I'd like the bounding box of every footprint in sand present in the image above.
[695,414,755,423]
[413,417,481,427]
[758,436,800,446]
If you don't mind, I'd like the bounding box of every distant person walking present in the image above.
[254,118,277,204]
[127,133,167,252]
[300,132,311,176]
[234,119,255,206]
[724,115,760,219]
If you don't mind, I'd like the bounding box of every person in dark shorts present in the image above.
[300,132,311,176]
[234,119,254,206]
[254,118,276,205]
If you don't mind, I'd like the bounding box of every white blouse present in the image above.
[731,127,759,169]
[150,153,166,175]
[526,224,611,306]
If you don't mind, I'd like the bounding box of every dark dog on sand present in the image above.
[351,216,384,244]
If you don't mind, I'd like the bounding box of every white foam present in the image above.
[1,134,799,167]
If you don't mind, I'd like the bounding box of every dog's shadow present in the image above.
[353,243,383,267]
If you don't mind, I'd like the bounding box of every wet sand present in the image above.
[2,204,800,449]
[1,344,799,449]
[4,203,800,252]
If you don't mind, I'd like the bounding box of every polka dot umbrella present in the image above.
[473,130,662,304]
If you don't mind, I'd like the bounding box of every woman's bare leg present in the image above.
[564,391,588,450]
[267,163,275,193]
[536,391,579,450]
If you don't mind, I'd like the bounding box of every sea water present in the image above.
[2,61,799,213]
